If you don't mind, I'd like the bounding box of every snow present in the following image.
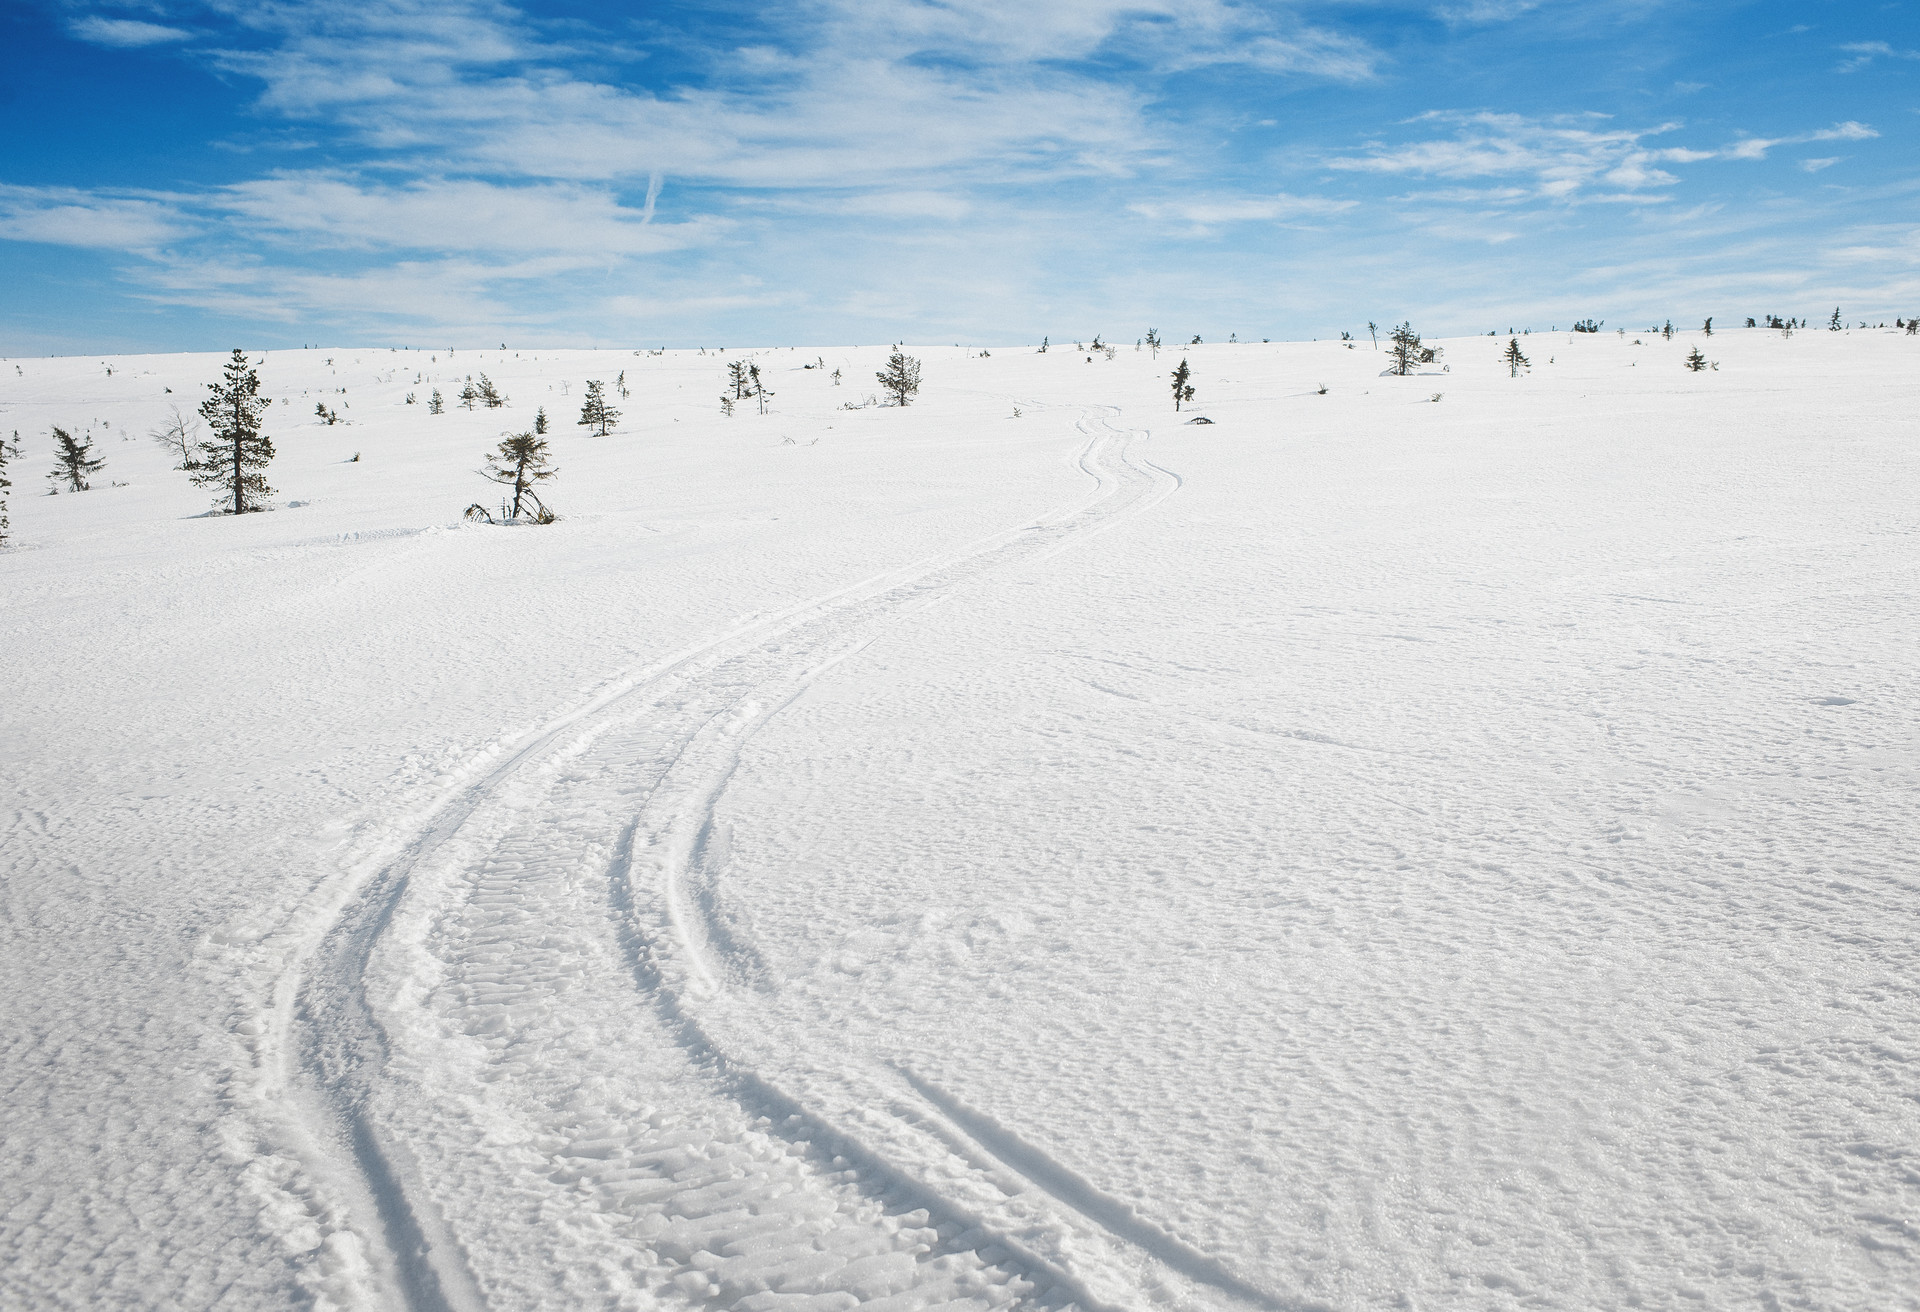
[2,330,1916,1312]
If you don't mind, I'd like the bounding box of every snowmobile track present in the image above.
[277,407,1189,1312]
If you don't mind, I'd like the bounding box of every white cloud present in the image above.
[214,175,714,255]
[1722,121,1876,161]
[0,186,193,249]
[1128,193,1358,227]
[1329,113,1881,201]
[1836,41,1920,72]
[69,17,192,47]
[1800,157,1841,173]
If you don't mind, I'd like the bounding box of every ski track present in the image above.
[257,406,1216,1312]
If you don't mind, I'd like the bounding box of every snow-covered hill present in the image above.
[3,330,1916,1312]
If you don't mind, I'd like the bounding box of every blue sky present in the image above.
[1,0,1914,351]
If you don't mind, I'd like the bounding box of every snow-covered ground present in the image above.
[2,329,1916,1312]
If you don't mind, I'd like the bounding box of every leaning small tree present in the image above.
[578,380,619,435]
[191,349,275,514]
[1387,322,1424,376]
[149,405,199,468]
[1170,358,1195,411]
[877,351,922,407]
[48,426,106,492]
[480,431,557,520]
[1503,337,1530,377]
[1145,327,1161,358]
[726,360,753,400]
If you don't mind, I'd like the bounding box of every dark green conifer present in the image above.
[191,349,275,513]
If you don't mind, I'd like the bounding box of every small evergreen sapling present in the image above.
[1387,322,1424,376]
[0,432,14,544]
[727,360,752,400]
[1829,307,1843,331]
[48,426,106,492]
[534,406,548,434]
[748,364,775,414]
[459,378,480,409]
[1145,328,1161,358]
[480,431,556,520]
[578,380,619,435]
[1504,337,1530,377]
[428,389,444,414]
[1684,345,1709,372]
[477,374,507,408]
[192,350,276,513]
[1170,358,1195,411]
[876,351,922,407]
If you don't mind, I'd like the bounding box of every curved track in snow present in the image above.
[269,407,1215,1311]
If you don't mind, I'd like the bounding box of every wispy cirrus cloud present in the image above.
[1836,41,1920,72]
[1328,113,1880,203]
[0,186,195,249]
[1128,192,1357,229]
[69,16,192,47]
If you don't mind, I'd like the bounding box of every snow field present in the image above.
[3,328,1917,1311]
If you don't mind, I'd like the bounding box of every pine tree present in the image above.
[477,374,507,408]
[1503,337,1530,377]
[191,349,275,513]
[1170,358,1195,411]
[534,406,548,434]
[578,380,619,435]
[1037,336,1049,354]
[459,378,480,409]
[727,360,752,400]
[748,364,775,414]
[1368,321,1379,348]
[1829,306,1843,331]
[428,389,444,414]
[480,431,557,520]
[876,351,922,407]
[1387,322,1424,376]
[1702,317,1713,337]
[47,427,106,492]
[1684,345,1708,372]
[615,370,629,400]
[1145,328,1161,358]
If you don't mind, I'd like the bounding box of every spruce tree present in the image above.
[459,378,480,409]
[1829,306,1843,331]
[748,364,775,414]
[1170,358,1195,411]
[726,360,752,400]
[192,350,276,513]
[578,380,619,435]
[534,405,548,434]
[1387,322,1423,376]
[428,389,444,414]
[1145,328,1161,358]
[876,351,922,407]
[481,431,557,520]
[477,374,507,408]
[47,427,106,492]
[1684,345,1708,372]
[1504,337,1530,377]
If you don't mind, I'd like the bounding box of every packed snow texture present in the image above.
[2,330,1916,1312]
